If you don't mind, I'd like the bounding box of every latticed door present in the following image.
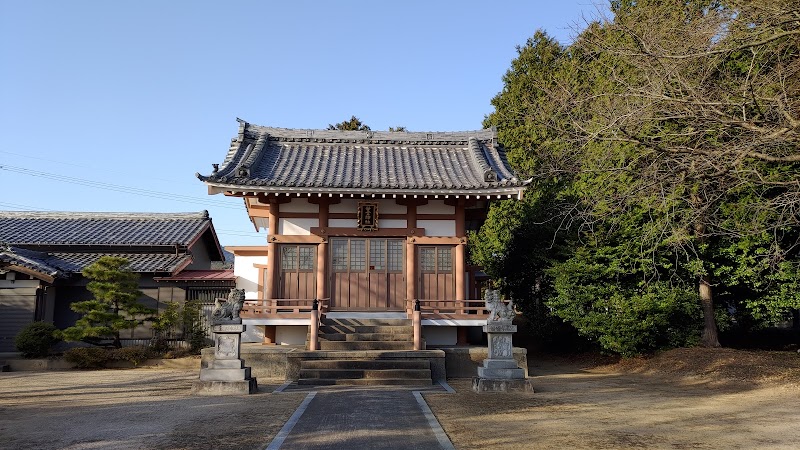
[418,246,455,303]
[279,245,316,300]
[330,238,405,310]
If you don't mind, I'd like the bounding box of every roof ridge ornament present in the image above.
[468,137,497,182]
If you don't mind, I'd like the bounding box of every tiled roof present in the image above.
[0,211,211,246]
[154,269,236,281]
[0,245,67,280]
[47,253,193,274]
[0,245,192,276]
[198,120,528,195]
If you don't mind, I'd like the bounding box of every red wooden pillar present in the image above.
[406,202,418,314]
[265,199,280,302]
[455,198,466,311]
[316,199,329,302]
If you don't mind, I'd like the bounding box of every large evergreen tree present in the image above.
[474,0,800,354]
[327,115,371,131]
[61,256,156,348]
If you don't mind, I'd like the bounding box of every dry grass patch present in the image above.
[426,348,800,449]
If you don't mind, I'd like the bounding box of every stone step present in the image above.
[300,359,430,370]
[320,325,413,334]
[299,368,432,380]
[321,318,411,328]
[297,378,433,386]
[319,341,414,351]
[315,333,413,342]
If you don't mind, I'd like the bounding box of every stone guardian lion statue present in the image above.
[484,288,515,322]
[212,288,246,322]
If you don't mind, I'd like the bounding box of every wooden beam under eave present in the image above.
[268,235,326,244]
[247,208,271,219]
[408,236,465,245]
[227,246,269,256]
[7,265,54,284]
[311,227,425,237]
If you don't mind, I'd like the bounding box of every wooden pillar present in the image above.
[457,326,469,345]
[262,325,276,345]
[455,199,466,312]
[265,199,280,302]
[406,202,417,312]
[316,199,329,302]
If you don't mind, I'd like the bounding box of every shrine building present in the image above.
[198,119,527,347]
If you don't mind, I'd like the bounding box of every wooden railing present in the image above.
[239,298,329,319]
[407,299,491,320]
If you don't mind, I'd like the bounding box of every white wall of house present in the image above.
[417,220,456,236]
[242,324,265,343]
[279,218,318,235]
[329,218,357,228]
[276,325,307,345]
[281,198,319,213]
[418,200,454,214]
[233,255,266,299]
[380,219,407,229]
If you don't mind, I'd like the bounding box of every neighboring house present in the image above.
[197,120,527,346]
[0,211,233,351]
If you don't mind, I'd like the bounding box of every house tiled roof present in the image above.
[154,269,236,281]
[0,245,68,280]
[198,120,528,196]
[0,211,211,246]
[48,253,193,274]
[0,245,193,277]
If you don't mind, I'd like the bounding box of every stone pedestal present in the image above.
[473,321,533,393]
[192,322,258,395]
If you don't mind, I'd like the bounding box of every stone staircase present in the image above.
[298,317,433,386]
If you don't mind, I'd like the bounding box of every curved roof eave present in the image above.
[201,180,528,200]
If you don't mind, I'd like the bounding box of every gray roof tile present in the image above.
[0,245,67,279]
[48,252,192,274]
[0,211,211,246]
[198,121,527,193]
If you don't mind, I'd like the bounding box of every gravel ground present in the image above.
[2,349,797,449]
[425,349,800,449]
[0,369,304,450]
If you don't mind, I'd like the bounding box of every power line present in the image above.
[0,150,178,184]
[0,201,56,211]
[0,163,241,209]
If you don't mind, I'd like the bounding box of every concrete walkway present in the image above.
[266,386,455,450]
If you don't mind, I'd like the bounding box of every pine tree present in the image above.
[61,256,156,348]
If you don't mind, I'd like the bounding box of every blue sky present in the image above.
[1,1,603,247]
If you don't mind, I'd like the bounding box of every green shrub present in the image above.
[110,346,153,366]
[64,347,111,369]
[182,300,209,353]
[15,322,61,358]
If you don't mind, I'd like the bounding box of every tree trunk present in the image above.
[699,274,721,347]
[792,309,799,331]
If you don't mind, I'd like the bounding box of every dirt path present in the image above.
[425,353,800,449]
[0,369,305,450]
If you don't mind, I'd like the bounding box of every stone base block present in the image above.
[478,366,526,379]
[482,359,519,369]
[209,359,245,369]
[472,377,534,393]
[191,378,258,396]
[199,367,251,382]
